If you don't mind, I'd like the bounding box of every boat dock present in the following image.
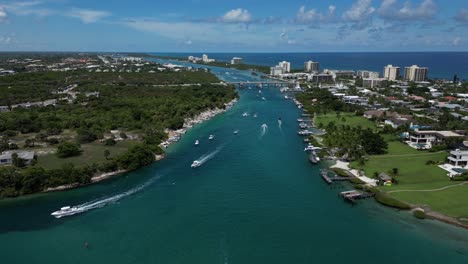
[320,169,349,184]
[340,190,376,202]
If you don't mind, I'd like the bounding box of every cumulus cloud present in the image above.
[342,0,375,29]
[378,0,436,21]
[221,8,251,23]
[295,5,336,24]
[455,9,468,24]
[68,8,111,24]
[0,6,7,22]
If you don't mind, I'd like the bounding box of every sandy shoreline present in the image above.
[43,99,238,194]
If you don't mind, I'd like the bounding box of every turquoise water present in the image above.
[1,63,468,263]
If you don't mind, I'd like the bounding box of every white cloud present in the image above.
[3,1,53,17]
[342,0,375,29]
[184,39,192,45]
[455,9,468,24]
[295,5,336,24]
[221,8,251,23]
[68,8,111,24]
[378,0,436,21]
[0,6,7,22]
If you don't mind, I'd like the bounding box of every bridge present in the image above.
[227,81,292,86]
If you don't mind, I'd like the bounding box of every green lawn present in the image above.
[316,113,376,130]
[350,141,468,218]
[391,185,468,219]
[385,141,429,155]
[36,140,140,169]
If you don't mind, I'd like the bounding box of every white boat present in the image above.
[242,112,249,117]
[304,144,322,152]
[209,135,214,140]
[261,97,266,100]
[284,95,289,99]
[194,140,199,146]
[253,113,257,118]
[233,130,239,134]
[51,206,80,218]
[191,160,202,168]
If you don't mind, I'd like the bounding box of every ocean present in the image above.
[155,52,468,80]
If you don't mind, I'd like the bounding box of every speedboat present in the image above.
[194,140,199,146]
[261,97,266,100]
[191,160,202,168]
[253,113,257,118]
[242,112,249,117]
[209,135,214,140]
[233,130,239,134]
[51,206,80,218]
[284,95,289,99]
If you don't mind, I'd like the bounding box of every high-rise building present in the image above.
[304,61,319,73]
[278,61,291,73]
[231,57,243,65]
[202,54,209,62]
[383,65,400,81]
[270,66,284,76]
[404,65,428,82]
[357,70,379,79]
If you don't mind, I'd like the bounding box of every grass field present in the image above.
[316,113,376,130]
[350,140,468,218]
[36,140,140,169]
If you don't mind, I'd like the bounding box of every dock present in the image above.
[340,190,376,202]
[320,169,349,184]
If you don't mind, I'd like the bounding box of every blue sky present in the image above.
[0,0,467,52]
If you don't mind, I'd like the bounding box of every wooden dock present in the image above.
[320,169,350,184]
[340,190,376,202]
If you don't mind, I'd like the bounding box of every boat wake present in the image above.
[196,146,224,166]
[51,177,157,218]
[260,123,268,138]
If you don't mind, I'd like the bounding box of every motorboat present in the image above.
[194,140,199,146]
[284,95,289,99]
[51,206,80,218]
[304,144,322,152]
[191,160,202,168]
[209,135,214,140]
[242,112,249,117]
[261,97,266,101]
[253,113,257,118]
[233,130,239,134]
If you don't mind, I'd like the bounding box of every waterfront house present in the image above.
[407,130,464,149]
[447,150,468,168]
[378,173,393,185]
[0,151,35,166]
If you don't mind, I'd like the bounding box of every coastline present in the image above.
[325,157,468,229]
[42,98,238,194]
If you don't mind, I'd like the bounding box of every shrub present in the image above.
[56,142,82,158]
[104,138,116,146]
[413,209,426,219]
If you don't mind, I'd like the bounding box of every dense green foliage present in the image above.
[322,123,387,160]
[0,144,155,198]
[297,89,363,115]
[56,142,82,158]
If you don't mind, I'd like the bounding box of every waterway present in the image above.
[0,62,468,263]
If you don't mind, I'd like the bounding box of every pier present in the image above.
[340,190,376,203]
[320,169,349,184]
